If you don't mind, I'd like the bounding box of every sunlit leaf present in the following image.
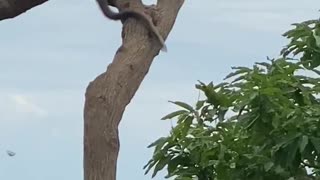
[161,110,189,120]
[169,101,195,112]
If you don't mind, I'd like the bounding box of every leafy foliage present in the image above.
[281,19,320,69]
[144,17,320,180]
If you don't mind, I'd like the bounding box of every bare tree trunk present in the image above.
[83,0,184,180]
[0,0,48,20]
[0,0,184,179]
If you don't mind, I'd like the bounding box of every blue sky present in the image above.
[0,0,319,179]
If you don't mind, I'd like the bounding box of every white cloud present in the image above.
[9,94,48,117]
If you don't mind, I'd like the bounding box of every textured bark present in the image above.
[83,0,185,180]
[0,0,48,20]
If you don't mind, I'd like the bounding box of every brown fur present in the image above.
[96,0,167,51]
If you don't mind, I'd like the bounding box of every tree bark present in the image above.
[83,0,184,180]
[0,0,48,20]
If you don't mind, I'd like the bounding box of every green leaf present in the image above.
[181,116,193,136]
[286,140,299,167]
[143,159,154,170]
[310,137,320,154]
[195,100,205,110]
[144,160,157,175]
[264,162,274,172]
[169,101,195,112]
[147,137,167,148]
[311,68,320,75]
[224,66,251,80]
[218,144,227,160]
[151,156,171,178]
[256,62,271,69]
[167,156,182,175]
[161,110,189,120]
[299,135,309,153]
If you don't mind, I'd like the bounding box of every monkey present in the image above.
[96,0,167,51]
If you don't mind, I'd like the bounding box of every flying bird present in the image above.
[6,150,16,157]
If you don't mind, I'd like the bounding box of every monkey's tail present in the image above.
[120,10,167,51]
[96,0,167,51]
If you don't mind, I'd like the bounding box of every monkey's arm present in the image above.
[96,0,167,51]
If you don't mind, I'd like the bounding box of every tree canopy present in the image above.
[145,16,320,180]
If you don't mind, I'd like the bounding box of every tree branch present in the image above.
[0,0,48,20]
